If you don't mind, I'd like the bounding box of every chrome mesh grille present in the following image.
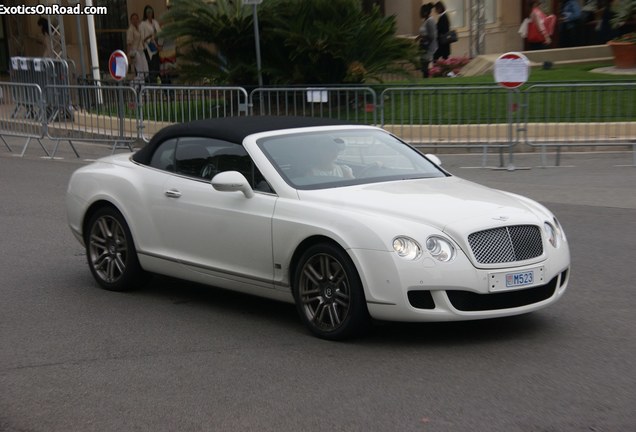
[468,225,543,264]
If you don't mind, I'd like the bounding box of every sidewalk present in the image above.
[438,151,636,210]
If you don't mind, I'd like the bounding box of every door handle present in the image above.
[164,189,182,198]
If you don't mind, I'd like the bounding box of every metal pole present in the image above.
[469,0,486,57]
[45,0,67,60]
[75,14,87,78]
[468,0,474,58]
[85,0,101,83]
[253,4,263,87]
[506,89,515,171]
[115,82,126,153]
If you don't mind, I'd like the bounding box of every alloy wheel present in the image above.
[88,215,128,284]
[298,253,351,332]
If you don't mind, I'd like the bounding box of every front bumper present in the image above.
[349,247,570,322]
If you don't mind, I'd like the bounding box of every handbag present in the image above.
[527,21,543,43]
[527,13,556,43]
[440,30,458,44]
[146,41,158,56]
[419,35,430,51]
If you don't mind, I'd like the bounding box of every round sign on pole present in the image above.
[108,50,129,81]
[494,52,529,89]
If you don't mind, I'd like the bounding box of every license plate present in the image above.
[506,271,534,288]
[489,267,544,292]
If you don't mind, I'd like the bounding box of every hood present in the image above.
[296,177,550,235]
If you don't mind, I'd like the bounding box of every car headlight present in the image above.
[393,236,422,260]
[425,236,456,262]
[553,217,566,243]
[544,221,559,248]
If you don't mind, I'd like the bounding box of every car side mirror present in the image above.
[211,171,254,199]
[425,154,442,166]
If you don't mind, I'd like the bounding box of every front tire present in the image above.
[293,243,370,340]
[85,206,146,291]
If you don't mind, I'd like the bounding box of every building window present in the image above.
[444,0,497,29]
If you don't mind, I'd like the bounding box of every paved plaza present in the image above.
[1,136,635,432]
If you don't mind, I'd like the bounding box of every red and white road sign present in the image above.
[108,50,129,81]
[494,52,530,89]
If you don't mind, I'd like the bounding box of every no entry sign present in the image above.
[494,52,529,89]
[109,50,129,81]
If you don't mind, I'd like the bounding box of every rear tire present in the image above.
[84,206,147,291]
[293,243,370,340]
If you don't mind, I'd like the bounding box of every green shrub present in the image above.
[161,0,417,85]
[612,0,636,30]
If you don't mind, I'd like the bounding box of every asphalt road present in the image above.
[1,141,636,432]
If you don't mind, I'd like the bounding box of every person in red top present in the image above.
[527,0,553,50]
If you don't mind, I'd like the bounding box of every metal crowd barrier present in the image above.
[138,86,249,142]
[523,83,636,167]
[45,84,139,157]
[9,58,47,121]
[9,57,73,123]
[380,86,520,167]
[0,82,48,157]
[1,81,635,164]
[249,87,378,125]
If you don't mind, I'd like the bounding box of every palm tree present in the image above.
[262,0,417,84]
[612,0,636,30]
[160,0,256,84]
[161,0,417,84]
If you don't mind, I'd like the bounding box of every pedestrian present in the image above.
[560,0,582,47]
[418,3,437,79]
[37,17,53,57]
[596,0,616,44]
[433,2,451,61]
[140,5,162,83]
[127,13,149,82]
[526,0,553,50]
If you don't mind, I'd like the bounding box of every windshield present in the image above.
[257,129,447,190]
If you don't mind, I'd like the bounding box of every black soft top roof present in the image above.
[133,116,352,165]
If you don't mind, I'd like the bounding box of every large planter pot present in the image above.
[608,41,636,69]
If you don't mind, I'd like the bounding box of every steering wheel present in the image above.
[200,163,218,180]
[356,162,385,177]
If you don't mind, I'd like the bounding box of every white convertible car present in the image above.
[67,117,570,339]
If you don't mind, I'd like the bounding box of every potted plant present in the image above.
[608,0,636,68]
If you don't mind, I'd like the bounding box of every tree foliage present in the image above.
[160,0,256,84]
[161,0,417,84]
[612,0,636,29]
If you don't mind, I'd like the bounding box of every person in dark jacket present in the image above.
[434,1,451,61]
[560,0,582,47]
[597,0,616,44]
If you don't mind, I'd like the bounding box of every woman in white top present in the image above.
[139,5,162,83]
[126,13,149,81]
